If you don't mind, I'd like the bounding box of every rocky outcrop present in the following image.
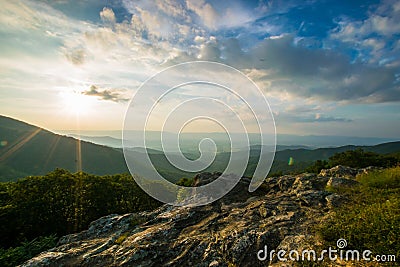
[22,166,369,267]
[319,165,380,178]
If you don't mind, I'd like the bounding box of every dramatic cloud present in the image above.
[83,85,129,103]
[169,34,399,103]
[247,36,399,103]
[1,0,399,136]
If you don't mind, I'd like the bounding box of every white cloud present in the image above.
[274,109,353,125]
[100,7,116,24]
[185,0,254,30]
[194,35,206,43]
[198,42,220,60]
[330,0,400,64]
[82,85,129,102]
[0,1,157,104]
[185,0,219,29]
[155,0,190,19]
[122,0,194,41]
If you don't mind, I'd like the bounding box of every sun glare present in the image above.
[60,90,93,116]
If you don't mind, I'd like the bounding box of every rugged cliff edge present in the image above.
[22,166,376,267]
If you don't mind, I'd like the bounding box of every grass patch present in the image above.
[318,167,400,262]
[358,167,400,189]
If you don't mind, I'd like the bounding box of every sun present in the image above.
[60,90,93,116]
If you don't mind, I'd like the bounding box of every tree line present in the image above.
[305,148,399,173]
[0,169,160,249]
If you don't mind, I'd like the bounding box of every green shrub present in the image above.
[306,149,398,174]
[0,235,58,267]
[318,167,400,261]
[176,177,193,187]
[304,160,329,174]
[0,169,161,249]
[357,167,400,189]
[328,149,397,168]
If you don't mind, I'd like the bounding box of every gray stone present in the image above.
[319,165,358,178]
[325,193,346,209]
[327,177,359,189]
[22,167,366,267]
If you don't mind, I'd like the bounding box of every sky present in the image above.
[0,0,399,138]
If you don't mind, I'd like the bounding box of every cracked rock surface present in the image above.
[22,166,370,267]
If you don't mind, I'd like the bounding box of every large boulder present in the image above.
[320,165,382,178]
[24,166,371,267]
[319,165,359,178]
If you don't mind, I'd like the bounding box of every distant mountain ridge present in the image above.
[252,142,400,162]
[1,115,399,182]
[67,134,126,148]
[59,130,397,148]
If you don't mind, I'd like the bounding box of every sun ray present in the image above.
[76,137,82,172]
[0,128,42,162]
[42,135,62,173]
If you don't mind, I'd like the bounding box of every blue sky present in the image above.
[0,0,399,137]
